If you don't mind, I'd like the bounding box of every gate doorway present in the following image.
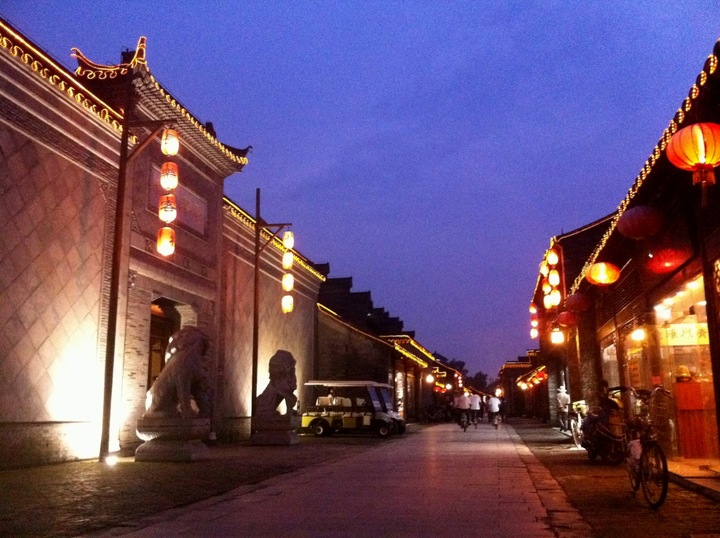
[148,298,180,390]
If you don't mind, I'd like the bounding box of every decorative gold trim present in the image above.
[569,42,720,294]
[223,198,325,282]
[0,19,123,133]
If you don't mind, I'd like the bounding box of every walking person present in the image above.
[556,386,571,432]
[487,393,501,428]
[469,392,481,425]
[454,391,471,426]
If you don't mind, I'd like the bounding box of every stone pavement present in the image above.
[85,421,589,538]
[2,419,718,537]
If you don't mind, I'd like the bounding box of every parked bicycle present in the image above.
[624,386,671,509]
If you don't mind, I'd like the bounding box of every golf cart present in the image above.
[301,380,404,438]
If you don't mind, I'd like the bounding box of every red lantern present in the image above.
[616,206,664,240]
[646,247,691,274]
[565,292,591,312]
[557,310,578,327]
[667,122,720,186]
[160,162,179,190]
[157,227,175,256]
[586,262,620,286]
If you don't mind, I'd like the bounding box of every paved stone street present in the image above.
[512,421,720,538]
[1,420,718,537]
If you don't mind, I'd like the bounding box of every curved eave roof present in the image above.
[72,37,249,176]
[569,38,720,294]
[0,18,124,134]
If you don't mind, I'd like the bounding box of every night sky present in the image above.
[2,2,718,378]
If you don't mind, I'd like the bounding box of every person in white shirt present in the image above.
[556,386,571,432]
[454,391,471,425]
[469,392,481,425]
[487,395,501,428]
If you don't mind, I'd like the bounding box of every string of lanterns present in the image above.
[540,247,562,310]
[281,230,295,314]
[157,128,179,256]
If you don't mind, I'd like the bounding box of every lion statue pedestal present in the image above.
[135,417,210,462]
[252,350,300,446]
[135,326,213,462]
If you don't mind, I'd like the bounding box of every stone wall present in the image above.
[316,308,395,383]
[220,205,324,441]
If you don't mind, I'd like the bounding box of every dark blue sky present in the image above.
[2,2,718,377]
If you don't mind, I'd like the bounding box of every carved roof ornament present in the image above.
[72,36,147,80]
[71,36,249,174]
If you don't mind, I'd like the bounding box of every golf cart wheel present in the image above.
[377,423,392,438]
[312,420,331,437]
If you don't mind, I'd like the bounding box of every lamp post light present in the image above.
[251,188,291,436]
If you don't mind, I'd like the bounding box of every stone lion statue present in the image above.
[256,350,298,417]
[144,326,213,419]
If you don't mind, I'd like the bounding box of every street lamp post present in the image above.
[251,188,291,436]
[99,70,176,462]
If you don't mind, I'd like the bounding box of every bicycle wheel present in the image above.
[640,442,668,509]
[570,418,583,449]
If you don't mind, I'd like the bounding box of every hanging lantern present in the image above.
[542,278,552,294]
[157,227,175,256]
[557,310,577,327]
[282,273,294,292]
[158,193,177,223]
[646,247,691,274]
[565,292,591,312]
[530,318,539,328]
[282,251,294,270]
[550,327,565,344]
[616,206,664,240]
[543,294,553,309]
[282,230,294,250]
[160,162,179,190]
[529,303,537,314]
[548,269,560,287]
[586,262,620,286]
[546,248,559,266]
[549,288,561,307]
[281,294,294,314]
[667,122,720,186]
[539,261,549,276]
[161,128,180,156]
[530,327,539,339]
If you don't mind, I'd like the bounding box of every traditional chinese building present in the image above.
[0,18,323,468]
[532,37,720,460]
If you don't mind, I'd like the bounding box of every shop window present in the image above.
[653,275,718,459]
[600,338,620,388]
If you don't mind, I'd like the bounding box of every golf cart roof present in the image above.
[305,380,393,389]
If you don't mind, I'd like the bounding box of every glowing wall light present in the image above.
[631,328,647,341]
